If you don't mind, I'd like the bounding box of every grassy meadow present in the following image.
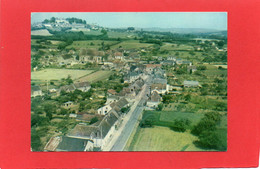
[31,68,94,81]
[126,126,209,151]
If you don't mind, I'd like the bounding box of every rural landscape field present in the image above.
[31,12,227,152]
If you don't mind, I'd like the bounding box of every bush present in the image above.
[194,130,226,151]
[140,115,156,128]
[191,118,216,136]
[90,117,99,124]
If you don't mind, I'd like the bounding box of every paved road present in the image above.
[110,84,149,151]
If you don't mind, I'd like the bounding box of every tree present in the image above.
[194,130,226,150]
[184,94,191,101]
[101,29,107,35]
[66,75,73,85]
[60,108,68,115]
[191,112,221,136]
[197,65,207,70]
[156,103,163,111]
[50,17,56,23]
[121,106,130,114]
[43,103,56,120]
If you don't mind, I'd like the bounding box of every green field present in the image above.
[111,40,154,49]
[127,126,209,151]
[160,43,194,51]
[66,40,119,49]
[107,31,136,38]
[160,111,204,126]
[77,70,113,82]
[31,69,94,81]
[143,110,204,127]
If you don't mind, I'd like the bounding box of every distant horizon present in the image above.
[31,12,227,31]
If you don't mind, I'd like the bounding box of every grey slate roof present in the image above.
[56,136,90,151]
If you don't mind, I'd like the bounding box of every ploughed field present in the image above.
[31,68,94,81]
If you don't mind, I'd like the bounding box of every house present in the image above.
[110,98,129,111]
[98,104,113,115]
[93,56,102,63]
[151,83,168,94]
[167,56,176,61]
[184,80,200,87]
[153,78,167,84]
[145,64,162,74]
[161,60,175,66]
[56,136,94,151]
[59,84,76,93]
[146,91,161,108]
[129,79,144,93]
[76,114,104,123]
[59,82,91,94]
[105,95,119,105]
[125,71,140,83]
[49,88,57,93]
[116,88,136,102]
[74,82,91,92]
[44,136,94,152]
[187,65,197,73]
[114,52,124,60]
[31,86,43,97]
[182,61,192,65]
[67,111,120,149]
[176,59,183,65]
[63,101,73,108]
[153,67,165,78]
[98,97,129,115]
[79,55,91,64]
[107,89,117,96]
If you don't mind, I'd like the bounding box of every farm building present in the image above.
[184,80,200,87]
[151,83,168,95]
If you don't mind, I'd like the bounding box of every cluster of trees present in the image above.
[191,112,226,150]
[60,75,73,86]
[66,17,86,24]
[43,17,56,24]
[58,89,93,104]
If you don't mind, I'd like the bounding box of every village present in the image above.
[31,17,227,151]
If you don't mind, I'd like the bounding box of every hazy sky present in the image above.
[31,12,227,30]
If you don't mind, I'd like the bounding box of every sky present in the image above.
[31,12,227,30]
